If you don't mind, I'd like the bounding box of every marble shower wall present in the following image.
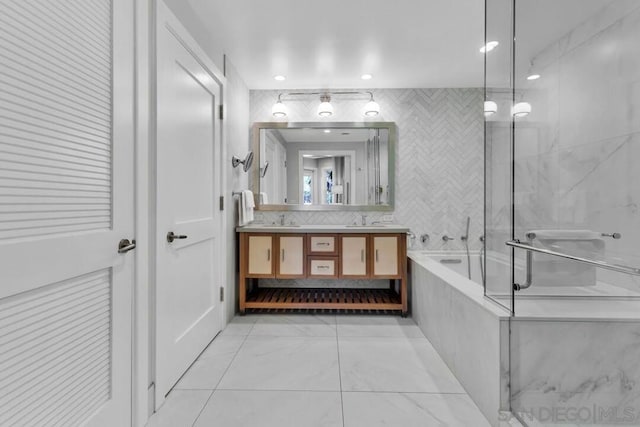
[249,88,485,251]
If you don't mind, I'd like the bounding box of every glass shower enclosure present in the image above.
[485,0,640,424]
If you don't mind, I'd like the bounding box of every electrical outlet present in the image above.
[381,214,394,223]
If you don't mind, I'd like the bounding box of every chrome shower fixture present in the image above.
[232,151,254,172]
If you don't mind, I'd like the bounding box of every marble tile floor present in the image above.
[146,314,491,427]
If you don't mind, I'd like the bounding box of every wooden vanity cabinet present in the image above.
[239,231,407,315]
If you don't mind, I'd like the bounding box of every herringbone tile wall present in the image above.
[250,88,484,251]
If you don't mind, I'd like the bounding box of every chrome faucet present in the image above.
[279,214,286,226]
[361,215,368,226]
[420,234,430,243]
[442,235,455,242]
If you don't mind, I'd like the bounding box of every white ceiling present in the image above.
[187,0,485,89]
[183,0,614,90]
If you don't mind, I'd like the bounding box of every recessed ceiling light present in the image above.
[527,74,541,80]
[274,75,286,81]
[361,74,373,80]
[323,129,331,133]
[479,41,499,53]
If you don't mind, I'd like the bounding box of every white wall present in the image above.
[223,59,250,322]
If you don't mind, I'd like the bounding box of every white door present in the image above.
[0,0,134,426]
[155,1,224,404]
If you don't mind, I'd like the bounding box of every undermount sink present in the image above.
[262,224,301,227]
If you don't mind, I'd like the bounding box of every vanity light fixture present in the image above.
[317,94,334,117]
[271,94,288,118]
[270,91,381,118]
[480,41,499,53]
[512,102,532,118]
[526,74,541,80]
[364,93,380,117]
[484,100,498,117]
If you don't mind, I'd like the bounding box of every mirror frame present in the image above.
[251,121,396,211]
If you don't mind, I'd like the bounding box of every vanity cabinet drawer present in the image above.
[308,235,338,255]
[307,257,339,278]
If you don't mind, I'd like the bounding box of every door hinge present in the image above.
[284,160,287,167]
[219,105,224,120]
[219,196,224,211]
[220,286,224,302]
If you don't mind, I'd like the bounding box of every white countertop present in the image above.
[236,223,410,233]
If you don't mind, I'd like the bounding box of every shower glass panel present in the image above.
[487,1,640,425]
[484,0,515,312]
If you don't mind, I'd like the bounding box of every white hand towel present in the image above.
[259,192,269,204]
[239,190,255,226]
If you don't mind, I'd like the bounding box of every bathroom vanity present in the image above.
[237,224,409,316]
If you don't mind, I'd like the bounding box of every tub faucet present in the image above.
[442,235,455,242]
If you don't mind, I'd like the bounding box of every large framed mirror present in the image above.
[251,122,396,211]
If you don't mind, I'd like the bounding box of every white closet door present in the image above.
[0,1,134,426]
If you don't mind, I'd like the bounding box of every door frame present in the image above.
[132,0,228,424]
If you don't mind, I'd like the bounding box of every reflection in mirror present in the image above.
[254,123,394,211]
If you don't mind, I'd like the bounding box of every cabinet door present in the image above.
[248,235,274,276]
[277,235,305,278]
[372,235,399,277]
[341,236,368,278]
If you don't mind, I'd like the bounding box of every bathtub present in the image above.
[409,250,640,427]
[408,250,509,426]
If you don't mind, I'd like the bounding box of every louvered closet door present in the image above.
[0,1,134,426]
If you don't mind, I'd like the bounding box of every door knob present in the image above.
[167,231,188,243]
[118,239,136,254]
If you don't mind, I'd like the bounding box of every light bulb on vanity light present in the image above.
[484,100,498,117]
[271,99,287,118]
[317,95,333,117]
[512,102,532,118]
[526,74,541,80]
